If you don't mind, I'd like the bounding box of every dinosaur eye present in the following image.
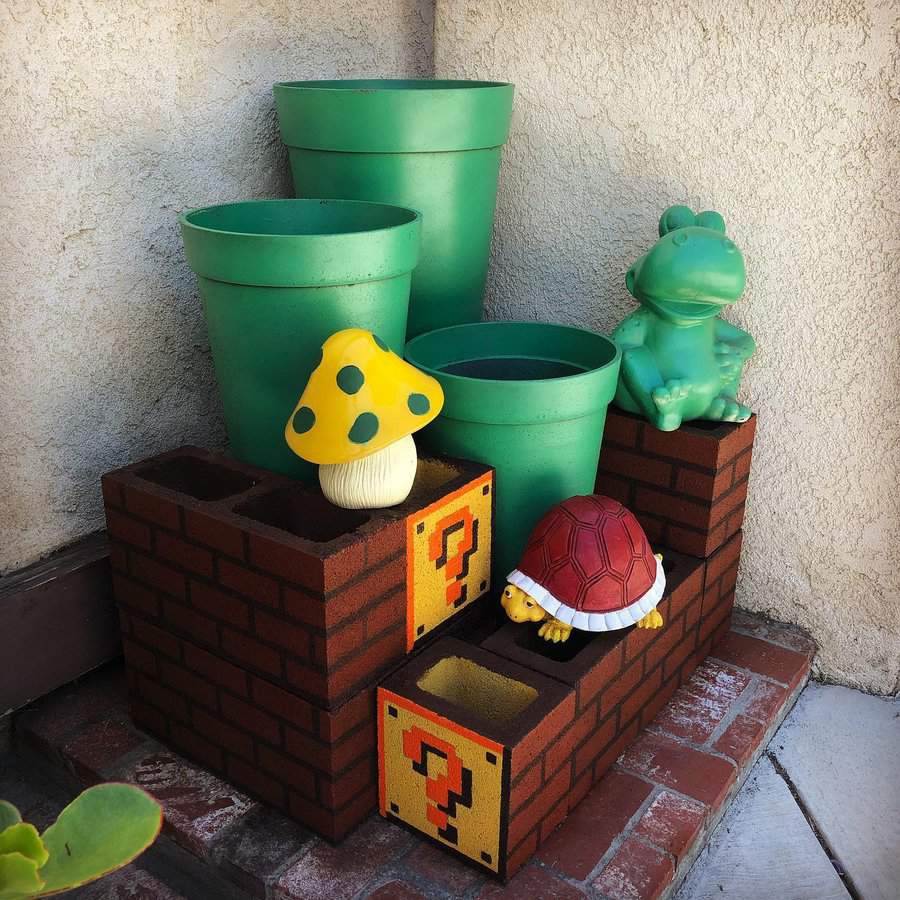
[503,589,512,598]
[525,601,534,608]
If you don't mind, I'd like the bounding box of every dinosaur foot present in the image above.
[707,396,751,422]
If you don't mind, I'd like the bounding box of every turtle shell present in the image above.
[507,495,665,632]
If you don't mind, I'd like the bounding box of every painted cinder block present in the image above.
[103,446,493,710]
[120,616,377,842]
[378,638,575,879]
[482,549,706,792]
[596,408,755,558]
[698,529,742,649]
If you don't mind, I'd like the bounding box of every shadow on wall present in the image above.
[1,0,435,573]
[483,108,695,335]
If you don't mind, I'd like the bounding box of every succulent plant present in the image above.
[0,783,162,898]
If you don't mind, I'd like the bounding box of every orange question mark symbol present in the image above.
[402,725,473,844]
[428,507,479,607]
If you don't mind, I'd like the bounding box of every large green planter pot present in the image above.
[405,322,621,580]
[180,198,421,480]
[273,79,514,339]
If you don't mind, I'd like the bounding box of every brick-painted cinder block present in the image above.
[123,619,378,842]
[377,638,575,880]
[596,409,756,558]
[699,529,743,649]
[103,447,493,710]
[482,549,706,793]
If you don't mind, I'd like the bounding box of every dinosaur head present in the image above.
[626,205,746,324]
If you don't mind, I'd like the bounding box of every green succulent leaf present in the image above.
[35,783,162,896]
[0,826,47,870]
[0,805,21,833]
[0,852,44,900]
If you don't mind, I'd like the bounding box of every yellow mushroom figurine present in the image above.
[285,329,444,509]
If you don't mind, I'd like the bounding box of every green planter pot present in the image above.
[180,198,421,480]
[405,322,621,579]
[273,79,514,339]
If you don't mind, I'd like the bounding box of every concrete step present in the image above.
[8,611,814,899]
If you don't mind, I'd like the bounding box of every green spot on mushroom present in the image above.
[407,393,430,415]
[349,412,379,444]
[337,365,365,395]
[372,334,388,351]
[292,406,315,434]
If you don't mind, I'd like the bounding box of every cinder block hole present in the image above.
[401,458,463,508]
[513,625,617,663]
[136,456,257,501]
[234,485,369,542]
[417,655,537,725]
[439,357,585,380]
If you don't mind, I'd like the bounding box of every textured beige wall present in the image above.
[435,1,900,693]
[0,0,433,573]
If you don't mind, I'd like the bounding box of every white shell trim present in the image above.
[507,557,666,632]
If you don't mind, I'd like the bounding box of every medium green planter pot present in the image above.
[405,322,621,579]
[180,198,421,480]
[273,79,514,339]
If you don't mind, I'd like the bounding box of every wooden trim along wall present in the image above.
[0,531,120,714]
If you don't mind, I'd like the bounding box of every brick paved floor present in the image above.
[5,611,815,899]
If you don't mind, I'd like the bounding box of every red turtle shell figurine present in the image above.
[501,495,666,643]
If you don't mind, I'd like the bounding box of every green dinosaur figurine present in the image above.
[611,205,756,431]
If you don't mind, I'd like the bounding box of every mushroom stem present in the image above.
[319,434,417,509]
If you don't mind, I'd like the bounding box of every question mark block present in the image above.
[405,468,493,650]
[378,638,575,879]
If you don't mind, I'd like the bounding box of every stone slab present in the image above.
[675,755,849,900]
[771,682,900,900]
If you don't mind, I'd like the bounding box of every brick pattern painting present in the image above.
[103,447,493,711]
[597,409,755,558]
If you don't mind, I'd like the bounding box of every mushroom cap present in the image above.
[285,328,444,465]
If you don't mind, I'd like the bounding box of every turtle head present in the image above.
[501,584,547,624]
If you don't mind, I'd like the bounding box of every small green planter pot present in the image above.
[180,198,421,480]
[405,322,621,579]
[273,79,514,339]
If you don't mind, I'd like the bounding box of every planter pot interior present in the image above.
[405,321,621,578]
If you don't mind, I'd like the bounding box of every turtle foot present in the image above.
[637,609,664,629]
[538,619,573,643]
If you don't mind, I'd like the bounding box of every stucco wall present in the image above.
[435,1,900,693]
[0,1,433,573]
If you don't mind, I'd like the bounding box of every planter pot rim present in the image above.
[274,79,515,153]
[275,78,513,92]
[179,197,419,239]
[179,198,421,288]
[405,321,621,425]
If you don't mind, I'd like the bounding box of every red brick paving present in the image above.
[742,679,790,723]
[478,865,586,898]
[632,791,706,863]
[593,835,675,900]
[116,749,256,858]
[712,631,810,687]
[12,613,813,899]
[367,882,427,900]
[714,714,768,766]
[619,731,738,807]
[650,659,751,743]
[274,817,413,900]
[404,841,485,894]
[536,768,653,879]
